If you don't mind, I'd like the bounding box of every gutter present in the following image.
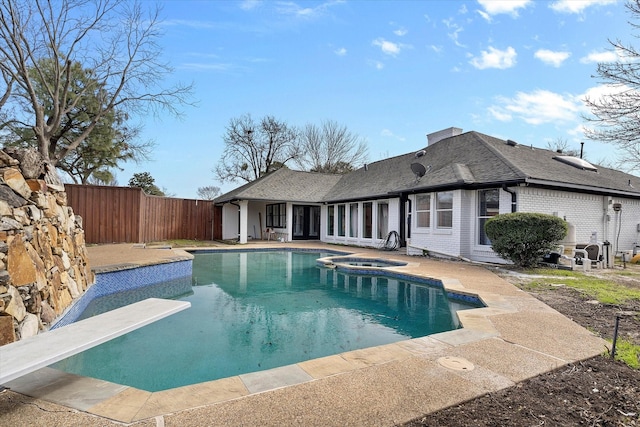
[525,178,640,199]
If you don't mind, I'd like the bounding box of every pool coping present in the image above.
[2,242,608,426]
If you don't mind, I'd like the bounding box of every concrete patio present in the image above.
[0,241,607,426]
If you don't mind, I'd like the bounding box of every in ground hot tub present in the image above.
[317,256,407,272]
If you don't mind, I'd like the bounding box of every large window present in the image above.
[266,203,286,228]
[416,194,430,228]
[478,189,500,245]
[436,192,453,228]
[337,204,346,236]
[377,202,388,239]
[363,202,372,238]
[327,205,334,236]
[349,203,359,237]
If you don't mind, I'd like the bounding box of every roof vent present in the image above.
[506,139,518,146]
[553,155,597,172]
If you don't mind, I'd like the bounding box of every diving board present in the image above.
[0,298,190,384]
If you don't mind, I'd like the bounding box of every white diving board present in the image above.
[0,298,190,384]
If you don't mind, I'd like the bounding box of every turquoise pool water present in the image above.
[52,251,480,392]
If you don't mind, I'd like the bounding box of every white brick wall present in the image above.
[406,186,640,264]
[407,190,462,257]
[518,187,606,245]
[316,185,640,264]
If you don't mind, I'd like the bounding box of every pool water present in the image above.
[52,251,479,392]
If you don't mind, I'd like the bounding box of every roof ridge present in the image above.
[470,132,528,180]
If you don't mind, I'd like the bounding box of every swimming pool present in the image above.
[52,250,482,392]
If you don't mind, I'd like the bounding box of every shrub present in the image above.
[485,212,568,268]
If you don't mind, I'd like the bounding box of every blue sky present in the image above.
[119,0,630,199]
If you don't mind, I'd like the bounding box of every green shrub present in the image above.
[485,212,568,268]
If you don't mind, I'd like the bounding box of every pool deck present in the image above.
[0,241,607,426]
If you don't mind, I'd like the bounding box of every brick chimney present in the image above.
[427,127,463,146]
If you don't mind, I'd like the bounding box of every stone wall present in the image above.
[0,149,94,345]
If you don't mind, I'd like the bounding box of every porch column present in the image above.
[238,199,249,244]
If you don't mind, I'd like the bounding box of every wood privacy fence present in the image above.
[66,184,219,244]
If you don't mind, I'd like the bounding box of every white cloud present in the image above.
[180,62,235,71]
[534,49,571,67]
[275,1,345,19]
[372,38,408,56]
[443,19,465,48]
[490,85,632,128]
[393,27,408,36]
[492,89,581,125]
[470,46,517,69]
[240,0,262,11]
[334,47,347,56]
[477,0,532,16]
[488,106,512,122]
[477,10,491,22]
[581,84,630,107]
[381,129,406,142]
[580,50,618,63]
[550,0,617,14]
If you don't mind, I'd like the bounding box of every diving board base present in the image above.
[0,298,190,384]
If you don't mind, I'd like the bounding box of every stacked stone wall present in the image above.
[0,149,94,345]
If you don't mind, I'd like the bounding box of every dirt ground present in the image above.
[401,266,640,427]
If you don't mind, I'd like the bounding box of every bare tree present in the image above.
[0,0,192,168]
[295,120,368,174]
[584,0,640,170]
[545,138,581,157]
[196,185,220,200]
[215,114,299,183]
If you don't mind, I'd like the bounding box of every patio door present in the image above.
[292,205,320,240]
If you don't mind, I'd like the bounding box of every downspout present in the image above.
[406,197,412,239]
[501,184,517,213]
[399,193,408,246]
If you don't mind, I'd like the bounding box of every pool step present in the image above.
[0,298,190,384]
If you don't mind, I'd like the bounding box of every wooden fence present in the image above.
[66,184,220,244]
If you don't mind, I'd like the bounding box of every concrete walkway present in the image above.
[0,241,607,426]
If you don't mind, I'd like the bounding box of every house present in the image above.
[214,127,640,265]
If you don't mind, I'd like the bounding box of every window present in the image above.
[266,203,286,228]
[327,205,334,236]
[377,202,388,239]
[309,206,320,237]
[349,203,358,237]
[415,194,430,228]
[337,204,346,236]
[478,189,500,245]
[436,192,453,228]
[363,202,372,238]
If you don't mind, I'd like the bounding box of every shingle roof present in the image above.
[322,131,526,202]
[215,130,640,205]
[480,133,640,195]
[214,168,342,203]
[324,130,640,201]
